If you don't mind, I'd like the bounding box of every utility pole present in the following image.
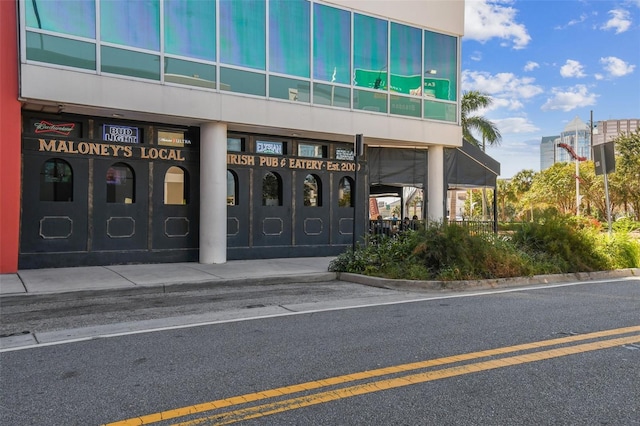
[575,118,580,216]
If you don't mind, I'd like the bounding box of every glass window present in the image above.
[390,23,422,95]
[354,89,387,113]
[40,158,73,202]
[313,4,350,84]
[227,138,244,152]
[390,95,421,118]
[313,83,350,108]
[269,76,310,102]
[269,0,310,77]
[26,0,95,38]
[424,99,457,122]
[353,14,387,90]
[303,174,321,207]
[424,31,457,101]
[106,163,135,204]
[26,32,96,70]
[219,0,265,70]
[101,46,160,80]
[164,166,188,205]
[227,170,238,205]
[262,172,282,206]
[298,144,325,158]
[338,177,353,207]
[164,58,216,89]
[164,0,215,61]
[100,0,160,51]
[219,67,265,96]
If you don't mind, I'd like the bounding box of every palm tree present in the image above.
[461,90,502,149]
[458,91,502,220]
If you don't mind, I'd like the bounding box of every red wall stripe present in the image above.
[0,0,22,273]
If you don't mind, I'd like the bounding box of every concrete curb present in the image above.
[0,272,338,305]
[337,268,640,292]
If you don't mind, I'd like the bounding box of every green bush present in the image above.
[509,216,611,272]
[329,216,640,281]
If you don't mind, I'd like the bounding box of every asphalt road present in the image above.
[1,278,639,425]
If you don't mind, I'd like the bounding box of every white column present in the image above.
[427,145,445,222]
[200,122,227,264]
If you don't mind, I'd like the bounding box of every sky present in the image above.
[461,0,640,178]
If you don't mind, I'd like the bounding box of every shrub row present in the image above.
[329,215,640,281]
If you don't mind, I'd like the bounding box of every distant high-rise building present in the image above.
[593,119,640,145]
[540,135,559,170]
[540,116,591,170]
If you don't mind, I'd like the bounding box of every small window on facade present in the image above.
[227,137,244,152]
[40,158,73,202]
[164,166,188,205]
[298,143,326,158]
[227,170,238,205]
[338,177,353,207]
[106,162,135,203]
[262,171,282,206]
[304,174,322,207]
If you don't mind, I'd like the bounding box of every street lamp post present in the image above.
[575,120,580,216]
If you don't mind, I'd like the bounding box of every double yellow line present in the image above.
[106,325,640,426]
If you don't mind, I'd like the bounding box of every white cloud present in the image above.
[555,13,588,29]
[470,50,483,61]
[560,60,586,78]
[600,56,636,77]
[462,71,544,110]
[464,0,531,49]
[493,117,540,134]
[524,61,539,71]
[594,73,604,80]
[601,9,632,33]
[541,85,597,112]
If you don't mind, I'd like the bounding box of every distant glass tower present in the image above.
[540,135,559,170]
[557,116,591,163]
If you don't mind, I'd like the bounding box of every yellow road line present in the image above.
[104,325,640,426]
[178,334,640,426]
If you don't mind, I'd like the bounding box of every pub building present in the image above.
[0,0,499,273]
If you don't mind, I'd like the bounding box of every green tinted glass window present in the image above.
[101,0,160,51]
[354,89,387,113]
[390,95,421,118]
[313,83,350,108]
[164,58,216,89]
[26,32,96,70]
[424,99,457,122]
[353,14,387,90]
[269,76,310,103]
[313,4,350,84]
[390,23,422,95]
[219,0,265,70]
[424,31,457,101]
[26,0,95,38]
[220,67,266,96]
[101,46,160,80]
[269,0,310,77]
[165,0,216,61]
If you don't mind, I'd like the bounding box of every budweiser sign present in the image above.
[33,120,76,136]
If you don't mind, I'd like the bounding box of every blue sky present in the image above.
[461,0,640,178]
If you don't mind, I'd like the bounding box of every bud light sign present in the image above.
[103,124,139,143]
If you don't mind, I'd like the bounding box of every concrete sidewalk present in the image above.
[0,257,337,300]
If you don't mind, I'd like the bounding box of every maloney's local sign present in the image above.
[30,138,189,161]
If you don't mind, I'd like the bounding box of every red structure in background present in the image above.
[0,0,21,273]
[558,143,587,161]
